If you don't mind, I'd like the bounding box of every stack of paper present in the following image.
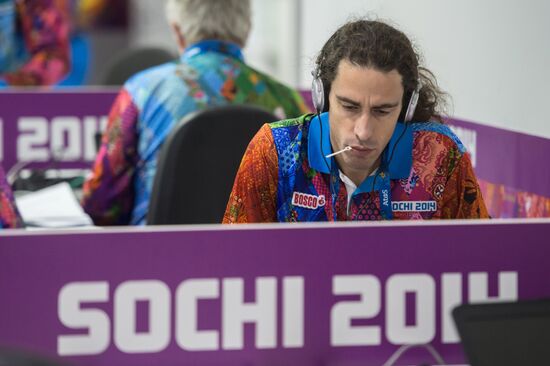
[15,182,94,228]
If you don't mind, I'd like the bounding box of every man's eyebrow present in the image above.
[373,102,400,109]
[335,95,360,105]
[335,95,400,109]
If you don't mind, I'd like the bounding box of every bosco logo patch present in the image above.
[292,192,326,210]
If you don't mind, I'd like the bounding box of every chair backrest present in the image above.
[452,299,550,366]
[101,46,177,86]
[147,104,278,225]
[0,347,69,366]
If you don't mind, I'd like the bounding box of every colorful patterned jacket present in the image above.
[0,0,70,86]
[0,165,23,229]
[223,113,489,222]
[82,40,309,225]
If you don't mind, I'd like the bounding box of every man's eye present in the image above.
[374,109,391,115]
[342,104,359,111]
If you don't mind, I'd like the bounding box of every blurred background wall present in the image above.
[86,0,550,138]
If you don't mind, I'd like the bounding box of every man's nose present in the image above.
[353,112,373,143]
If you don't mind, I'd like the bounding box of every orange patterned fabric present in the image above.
[1,0,71,86]
[479,179,550,218]
[224,116,489,223]
[406,132,488,219]
[0,164,23,229]
[224,124,278,223]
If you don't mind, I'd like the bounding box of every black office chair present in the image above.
[147,104,278,225]
[0,347,69,366]
[101,46,177,85]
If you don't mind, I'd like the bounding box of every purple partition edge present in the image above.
[2,90,549,196]
[448,118,550,198]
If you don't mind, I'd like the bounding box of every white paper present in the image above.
[15,182,94,228]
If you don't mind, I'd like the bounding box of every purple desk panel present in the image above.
[0,89,117,172]
[1,220,549,365]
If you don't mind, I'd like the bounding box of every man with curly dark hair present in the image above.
[224,19,489,222]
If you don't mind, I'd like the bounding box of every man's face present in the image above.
[328,59,404,185]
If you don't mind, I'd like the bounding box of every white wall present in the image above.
[124,0,550,138]
[128,0,175,52]
[246,0,301,87]
[298,0,550,138]
[126,0,300,85]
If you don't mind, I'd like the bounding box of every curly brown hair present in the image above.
[315,19,448,123]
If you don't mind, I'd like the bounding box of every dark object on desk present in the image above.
[147,104,277,225]
[0,346,69,366]
[452,299,550,366]
[12,170,83,192]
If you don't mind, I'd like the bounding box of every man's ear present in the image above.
[171,23,186,52]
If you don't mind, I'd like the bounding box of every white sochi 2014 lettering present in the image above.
[57,272,518,355]
[58,276,305,356]
[392,201,437,212]
[450,125,477,168]
[330,271,518,347]
[16,115,107,163]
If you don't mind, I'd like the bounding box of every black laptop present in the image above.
[452,299,550,366]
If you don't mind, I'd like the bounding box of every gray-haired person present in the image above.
[83,0,309,225]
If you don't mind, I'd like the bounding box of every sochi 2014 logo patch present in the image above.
[292,192,326,210]
[392,201,438,212]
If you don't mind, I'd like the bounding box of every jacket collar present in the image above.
[181,40,244,62]
[307,112,413,180]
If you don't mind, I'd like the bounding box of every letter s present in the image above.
[57,282,110,356]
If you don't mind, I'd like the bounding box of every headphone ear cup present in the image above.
[311,77,325,114]
[404,89,420,122]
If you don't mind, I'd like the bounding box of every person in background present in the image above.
[0,0,70,86]
[223,18,489,223]
[0,165,23,229]
[82,0,309,225]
